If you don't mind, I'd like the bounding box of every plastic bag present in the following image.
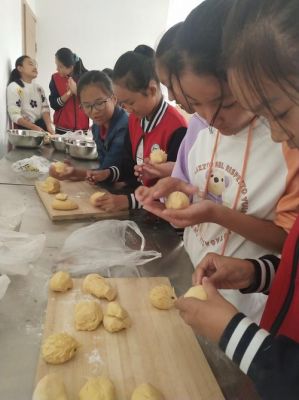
[56,220,161,275]
[0,229,46,275]
[61,130,87,141]
[0,188,26,230]
[0,275,10,300]
[12,155,51,179]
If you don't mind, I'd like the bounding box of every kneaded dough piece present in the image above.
[82,274,117,301]
[149,285,176,310]
[50,271,73,292]
[106,301,128,320]
[103,315,131,333]
[42,332,79,364]
[150,149,167,164]
[52,198,78,211]
[41,177,61,194]
[53,161,67,174]
[165,191,190,210]
[184,284,207,301]
[131,383,165,400]
[79,376,116,400]
[33,374,68,400]
[75,301,103,331]
[55,192,68,201]
[90,191,106,206]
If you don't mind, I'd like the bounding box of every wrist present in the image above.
[206,201,222,223]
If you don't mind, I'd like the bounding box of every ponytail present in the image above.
[8,55,29,87]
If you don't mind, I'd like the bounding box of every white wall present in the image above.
[167,0,204,27]
[0,0,23,155]
[36,0,170,97]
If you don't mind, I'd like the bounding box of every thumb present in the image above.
[202,277,218,298]
[180,181,197,196]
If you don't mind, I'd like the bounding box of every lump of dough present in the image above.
[79,376,116,400]
[82,274,117,301]
[55,192,68,201]
[75,301,103,331]
[41,177,60,194]
[50,271,73,292]
[165,191,190,210]
[149,285,176,310]
[184,285,207,301]
[103,315,131,333]
[42,332,79,364]
[90,191,106,206]
[149,149,167,164]
[131,383,165,400]
[52,198,78,211]
[106,301,128,320]
[53,161,67,174]
[33,374,68,400]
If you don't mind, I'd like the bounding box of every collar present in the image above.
[140,98,168,133]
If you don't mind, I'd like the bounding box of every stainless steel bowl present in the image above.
[7,129,45,148]
[66,139,98,160]
[51,135,67,152]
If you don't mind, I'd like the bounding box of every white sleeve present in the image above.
[7,83,23,124]
[39,85,50,114]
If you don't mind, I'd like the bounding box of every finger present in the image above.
[202,277,218,298]
[143,202,166,218]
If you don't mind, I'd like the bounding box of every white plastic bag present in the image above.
[56,220,161,275]
[0,188,26,230]
[12,155,51,179]
[0,229,46,275]
[0,275,10,300]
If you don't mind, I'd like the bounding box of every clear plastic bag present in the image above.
[0,229,46,275]
[0,188,26,230]
[56,220,161,275]
[12,155,51,179]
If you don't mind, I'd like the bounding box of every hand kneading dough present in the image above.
[50,271,73,292]
[165,191,190,210]
[184,285,207,301]
[42,332,79,364]
[150,149,167,164]
[149,285,176,310]
[52,198,78,211]
[75,301,103,331]
[131,383,165,400]
[53,161,67,174]
[55,192,68,201]
[82,274,117,301]
[79,376,116,400]
[90,191,106,206]
[103,301,131,333]
[33,374,68,400]
[41,176,60,194]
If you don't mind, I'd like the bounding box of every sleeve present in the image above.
[240,255,280,294]
[274,143,299,232]
[166,127,187,162]
[219,313,299,400]
[39,85,50,114]
[100,126,127,170]
[49,77,64,111]
[7,83,23,124]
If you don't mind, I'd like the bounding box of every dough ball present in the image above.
[149,285,176,310]
[33,374,68,400]
[42,332,79,364]
[55,193,68,201]
[49,271,73,292]
[106,301,128,320]
[90,191,106,206]
[82,274,117,301]
[131,383,165,400]
[75,301,103,331]
[53,162,66,174]
[165,191,190,210]
[184,285,207,301]
[103,315,131,333]
[52,198,78,211]
[79,376,116,400]
[149,149,167,164]
[41,177,61,194]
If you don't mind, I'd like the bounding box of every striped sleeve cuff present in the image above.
[127,193,142,210]
[57,97,64,107]
[219,313,271,374]
[106,166,120,183]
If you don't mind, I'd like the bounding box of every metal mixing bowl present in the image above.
[7,129,45,148]
[66,139,98,160]
[51,135,67,152]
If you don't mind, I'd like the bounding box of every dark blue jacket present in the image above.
[92,106,128,170]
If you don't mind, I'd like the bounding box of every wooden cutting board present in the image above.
[35,180,128,221]
[34,277,224,400]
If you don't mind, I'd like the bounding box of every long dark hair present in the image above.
[223,0,299,112]
[55,47,87,80]
[8,55,30,87]
[77,70,114,100]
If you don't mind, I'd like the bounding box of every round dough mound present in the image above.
[150,149,167,164]
[42,332,79,364]
[33,374,68,400]
[75,301,103,331]
[165,191,190,210]
[52,198,78,211]
[103,315,131,333]
[50,271,73,292]
[106,301,128,320]
[55,193,68,201]
[131,383,165,400]
[79,376,116,400]
[184,285,207,301]
[82,274,117,301]
[53,161,66,174]
[41,177,61,194]
[149,285,176,310]
[90,191,106,206]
